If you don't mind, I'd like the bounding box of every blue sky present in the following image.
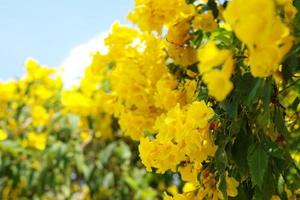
[0,0,133,80]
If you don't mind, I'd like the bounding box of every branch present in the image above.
[278,79,300,94]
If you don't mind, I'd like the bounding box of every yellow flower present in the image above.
[226,176,239,197]
[186,101,214,129]
[197,41,231,74]
[166,185,178,196]
[0,129,8,141]
[178,163,199,184]
[223,0,276,45]
[154,75,180,110]
[164,191,196,200]
[183,182,196,193]
[80,131,90,143]
[197,41,234,101]
[155,101,217,165]
[155,104,186,141]
[270,195,281,200]
[182,80,197,104]
[223,0,293,77]
[139,137,185,173]
[183,128,217,163]
[276,0,288,4]
[166,17,198,67]
[127,0,194,32]
[104,22,139,55]
[203,70,233,101]
[291,153,300,163]
[119,111,156,140]
[31,85,54,101]
[193,11,218,32]
[25,57,55,80]
[276,0,297,23]
[167,46,198,68]
[284,3,297,23]
[24,132,47,151]
[62,91,92,116]
[31,105,50,127]
[197,170,224,200]
[0,82,16,102]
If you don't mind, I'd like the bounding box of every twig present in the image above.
[278,79,300,94]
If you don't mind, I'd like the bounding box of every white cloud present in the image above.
[60,32,108,88]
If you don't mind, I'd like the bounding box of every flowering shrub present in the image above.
[83,0,300,199]
[0,59,168,199]
[1,0,300,199]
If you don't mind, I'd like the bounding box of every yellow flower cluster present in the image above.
[2,0,300,199]
[166,17,197,68]
[0,57,114,153]
[128,0,194,32]
[61,90,113,139]
[62,91,92,116]
[193,11,218,33]
[197,41,234,101]
[223,0,294,77]
[2,0,296,198]
[0,129,8,141]
[61,54,115,139]
[80,0,300,196]
[81,23,161,140]
[31,105,50,127]
[81,0,296,197]
[152,102,216,169]
[0,58,62,150]
[77,20,223,195]
[164,169,239,200]
[22,132,47,150]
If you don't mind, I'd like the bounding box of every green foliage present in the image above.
[247,144,269,189]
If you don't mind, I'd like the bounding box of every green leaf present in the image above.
[293,4,300,37]
[262,78,272,112]
[191,30,204,48]
[236,73,258,105]
[215,145,228,173]
[221,94,239,119]
[230,182,252,200]
[100,142,117,165]
[274,107,289,138]
[115,141,131,161]
[247,143,269,189]
[261,140,285,160]
[103,172,114,188]
[212,28,234,48]
[295,0,300,9]
[292,97,300,111]
[0,140,23,156]
[282,45,299,81]
[218,174,228,200]
[75,153,89,179]
[232,129,251,176]
[197,85,209,102]
[296,79,300,92]
[253,163,277,200]
[246,79,262,106]
[253,187,265,200]
[124,176,139,190]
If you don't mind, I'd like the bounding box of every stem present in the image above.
[278,79,300,94]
